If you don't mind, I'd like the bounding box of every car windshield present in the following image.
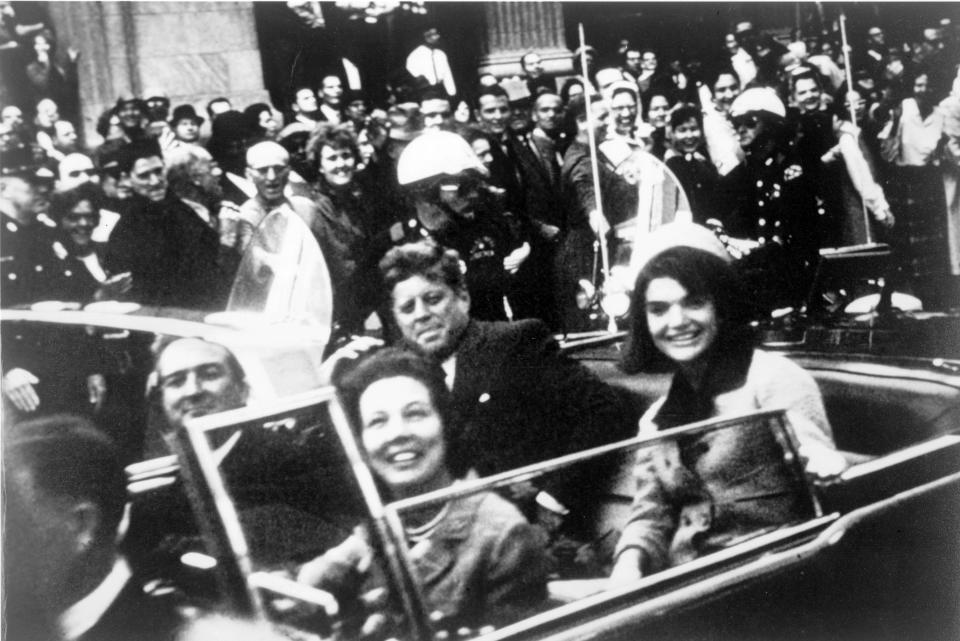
[177,403,821,638]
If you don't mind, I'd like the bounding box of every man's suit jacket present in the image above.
[104,195,223,309]
[448,319,635,520]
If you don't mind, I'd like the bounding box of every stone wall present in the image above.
[47,1,267,143]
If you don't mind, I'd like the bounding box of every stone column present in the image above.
[47,1,268,143]
[477,2,572,78]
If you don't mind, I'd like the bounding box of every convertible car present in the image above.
[147,327,956,641]
[3,189,958,640]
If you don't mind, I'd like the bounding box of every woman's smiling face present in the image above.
[360,375,449,498]
[645,276,718,365]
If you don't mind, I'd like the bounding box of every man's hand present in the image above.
[87,374,107,412]
[95,272,133,301]
[217,202,242,248]
[3,368,40,413]
[588,209,610,236]
[503,242,530,274]
[319,336,384,385]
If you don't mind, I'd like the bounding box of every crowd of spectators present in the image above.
[2,9,959,328]
[3,5,960,639]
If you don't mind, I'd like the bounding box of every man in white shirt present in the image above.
[406,25,456,99]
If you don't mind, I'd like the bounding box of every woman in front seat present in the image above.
[610,223,847,583]
[298,347,549,632]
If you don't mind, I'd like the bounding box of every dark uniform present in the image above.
[719,148,819,311]
[0,213,61,307]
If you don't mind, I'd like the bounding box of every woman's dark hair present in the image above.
[560,78,585,104]
[620,246,756,374]
[333,347,465,477]
[206,110,249,174]
[242,103,273,138]
[49,182,102,223]
[641,88,676,122]
[95,108,117,139]
[668,103,703,130]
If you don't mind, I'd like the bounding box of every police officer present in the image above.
[396,130,530,322]
[717,87,819,312]
[0,166,60,307]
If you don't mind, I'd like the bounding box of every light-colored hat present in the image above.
[633,222,732,275]
[729,86,786,119]
[397,130,488,185]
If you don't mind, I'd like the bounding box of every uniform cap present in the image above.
[397,131,488,185]
[729,87,786,119]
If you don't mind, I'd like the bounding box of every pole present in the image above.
[839,9,873,244]
[839,11,857,127]
[577,23,611,291]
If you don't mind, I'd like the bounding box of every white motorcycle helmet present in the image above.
[396,130,489,187]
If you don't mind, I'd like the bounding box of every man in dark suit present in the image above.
[506,91,568,328]
[4,414,184,641]
[377,240,635,535]
[103,139,223,309]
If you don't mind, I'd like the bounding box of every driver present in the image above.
[4,414,184,641]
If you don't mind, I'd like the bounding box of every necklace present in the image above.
[405,501,451,544]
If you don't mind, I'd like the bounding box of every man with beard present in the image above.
[103,139,222,309]
[166,144,242,295]
[375,239,633,540]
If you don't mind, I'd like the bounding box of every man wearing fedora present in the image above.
[170,104,204,145]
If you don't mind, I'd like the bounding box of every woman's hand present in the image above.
[319,336,384,385]
[800,443,849,480]
[609,549,643,585]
